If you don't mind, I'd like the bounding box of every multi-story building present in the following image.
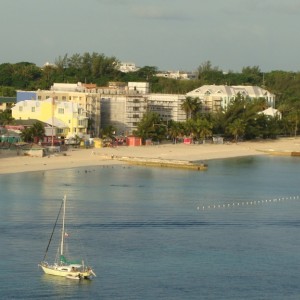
[101,93,186,135]
[36,83,101,137]
[187,85,276,112]
[16,82,276,138]
[17,84,101,137]
[146,94,186,124]
[12,98,88,138]
[100,94,127,135]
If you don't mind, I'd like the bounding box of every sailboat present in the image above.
[39,195,96,280]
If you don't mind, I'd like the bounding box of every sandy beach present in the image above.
[1,138,300,174]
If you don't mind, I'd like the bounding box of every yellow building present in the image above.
[36,83,101,137]
[12,98,88,138]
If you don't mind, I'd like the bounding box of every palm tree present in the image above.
[20,127,34,143]
[278,100,300,137]
[135,112,163,142]
[20,121,45,143]
[168,121,184,143]
[31,121,45,142]
[227,118,246,142]
[181,96,200,120]
[0,110,14,125]
[197,119,213,141]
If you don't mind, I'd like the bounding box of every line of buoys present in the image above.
[197,195,300,211]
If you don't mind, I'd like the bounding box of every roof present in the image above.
[0,97,16,104]
[13,119,49,127]
[259,107,282,118]
[44,117,68,128]
[187,85,275,98]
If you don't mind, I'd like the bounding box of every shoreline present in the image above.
[1,137,300,175]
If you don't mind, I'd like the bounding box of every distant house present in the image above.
[118,62,140,73]
[156,70,197,80]
[259,107,282,119]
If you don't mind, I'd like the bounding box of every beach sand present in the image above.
[1,138,300,174]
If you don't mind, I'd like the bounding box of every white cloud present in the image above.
[132,5,190,21]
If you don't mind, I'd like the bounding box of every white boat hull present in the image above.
[40,264,93,279]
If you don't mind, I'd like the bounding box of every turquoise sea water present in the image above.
[1,156,300,299]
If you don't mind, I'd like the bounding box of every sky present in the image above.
[1,0,300,72]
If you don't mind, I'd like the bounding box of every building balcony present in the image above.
[78,115,88,120]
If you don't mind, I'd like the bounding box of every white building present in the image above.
[187,85,276,112]
[156,71,197,80]
[118,62,140,73]
[127,82,149,94]
[100,86,185,135]
[146,94,186,123]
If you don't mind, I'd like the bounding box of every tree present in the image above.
[0,110,14,125]
[181,96,200,120]
[227,119,246,141]
[135,112,166,142]
[0,63,14,86]
[101,125,117,139]
[168,120,184,143]
[278,99,300,137]
[20,121,45,143]
[31,121,45,141]
[195,118,213,141]
[241,66,263,85]
[197,61,224,84]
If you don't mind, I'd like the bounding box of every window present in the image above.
[62,96,66,101]
[133,107,139,111]
[133,114,139,118]
[58,108,64,114]
[19,106,23,112]
[31,107,35,112]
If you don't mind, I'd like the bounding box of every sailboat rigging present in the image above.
[39,195,96,280]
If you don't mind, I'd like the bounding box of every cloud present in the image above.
[131,5,190,21]
[270,1,300,15]
[221,0,300,15]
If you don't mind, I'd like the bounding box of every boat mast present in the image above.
[42,199,64,262]
[60,195,66,256]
